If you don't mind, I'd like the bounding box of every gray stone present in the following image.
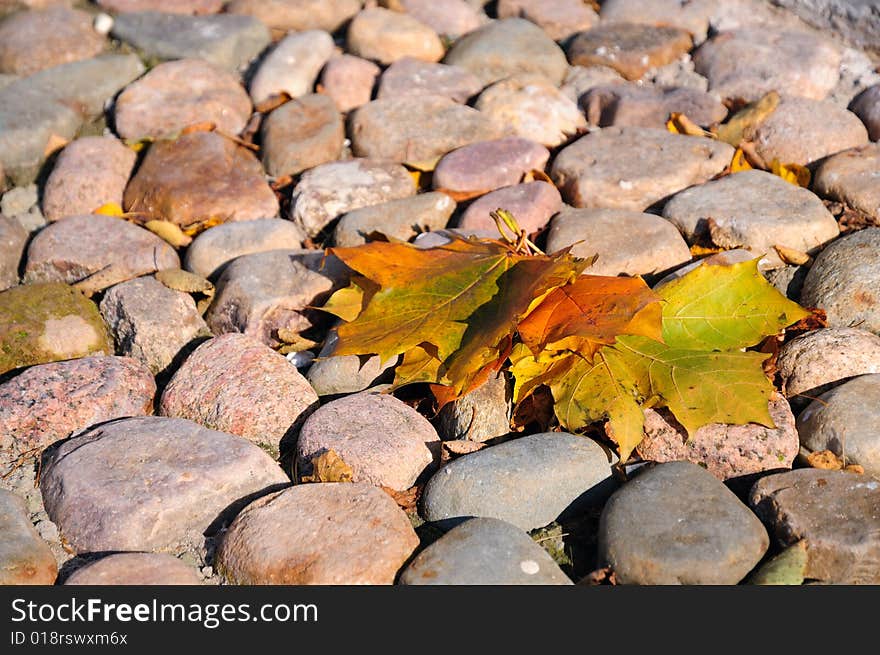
[637,394,799,481]
[40,416,289,554]
[347,7,444,65]
[443,18,568,86]
[546,207,691,277]
[422,432,617,530]
[249,30,334,104]
[581,83,727,129]
[0,490,57,585]
[333,192,455,247]
[751,96,868,165]
[797,374,880,479]
[100,276,210,375]
[437,373,511,443]
[289,159,416,237]
[2,186,41,231]
[159,333,318,455]
[184,219,304,279]
[777,328,880,403]
[205,249,337,348]
[800,228,880,335]
[662,170,839,267]
[297,391,440,491]
[350,94,507,168]
[0,355,155,458]
[305,329,399,396]
[474,73,586,148]
[65,552,203,585]
[749,468,880,583]
[114,58,253,141]
[769,0,880,55]
[432,137,550,196]
[23,213,180,295]
[400,517,572,585]
[377,57,483,104]
[111,11,270,72]
[261,94,344,178]
[560,65,626,104]
[551,127,733,211]
[215,482,418,584]
[813,143,880,219]
[458,181,561,234]
[42,136,137,222]
[0,213,26,291]
[849,84,880,140]
[693,28,841,101]
[600,0,712,44]
[599,461,769,584]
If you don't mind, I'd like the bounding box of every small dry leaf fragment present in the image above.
[43,133,69,157]
[715,91,780,146]
[300,449,354,483]
[748,540,808,585]
[435,187,490,202]
[181,121,217,135]
[729,147,753,173]
[522,169,553,184]
[143,220,192,248]
[770,159,811,188]
[739,141,767,169]
[380,485,420,513]
[773,244,811,266]
[276,328,319,351]
[155,268,214,294]
[254,91,292,114]
[806,449,843,470]
[92,202,126,217]
[666,112,712,137]
[124,137,152,152]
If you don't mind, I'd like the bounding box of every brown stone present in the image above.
[432,137,550,195]
[813,143,880,219]
[497,0,598,42]
[123,132,279,228]
[225,0,362,33]
[347,7,444,65]
[261,94,344,178]
[0,490,57,585]
[582,83,727,129]
[0,214,26,291]
[333,192,455,247]
[96,0,223,14]
[0,8,104,76]
[458,181,561,234]
[65,552,203,585]
[377,57,483,104]
[318,55,381,113]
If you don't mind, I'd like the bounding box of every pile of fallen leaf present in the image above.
[318,210,811,463]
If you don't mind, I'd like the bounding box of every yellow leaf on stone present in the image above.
[715,91,780,146]
[770,159,811,188]
[730,147,753,173]
[300,449,354,483]
[666,112,712,137]
[155,268,214,295]
[143,220,192,248]
[181,215,226,236]
[92,202,126,217]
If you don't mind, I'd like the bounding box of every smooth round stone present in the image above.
[0,490,57,585]
[800,228,880,335]
[797,374,880,478]
[551,127,733,211]
[225,0,362,33]
[205,250,336,348]
[751,96,868,165]
[581,83,727,129]
[0,283,112,376]
[99,276,209,376]
[566,23,693,81]
[261,93,344,177]
[599,461,769,584]
[215,483,419,584]
[560,64,626,103]
[813,144,880,219]
[0,8,105,76]
[297,392,440,491]
[849,84,880,141]
[160,333,318,454]
[319,55,381,113]
[443,18,568,86]
[115,59,252,141]
[777,328,880,402]
[97,0,223,13]
[546,207,691,277]
[249,30,334,104]
[333,192,455,247]
[289,159,416,237]
[433,137,549,195]
[693,28,840,101]
[39,416,289,554]
[600,0,711,44]
[661,169,839,266]
[388,0,483,39]
[350,94,507,168]
[637,394,799,481]
[0,214,27,291]
[457,181,561,234]
[377,57,484,104]
[347,7,444,65]
[123,131,280,227]
[42,136,137,222]
[65,553,203,585]
[497,0,598,42]
[110,11,270,73]
[422,432,617,531]
[0,356,155,458]
[437,373,511,443]
[400,517,572,585]
[306,329,399,397]
[475,74,586,147]
[183,219,304,279]
[23,214,180,294]
[749,469,880,583]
